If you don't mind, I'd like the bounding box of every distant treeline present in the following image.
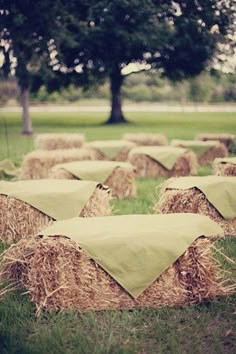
[1,70,235,104]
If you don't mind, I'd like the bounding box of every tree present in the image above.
[56,0,234,124]
[0,0,63,134]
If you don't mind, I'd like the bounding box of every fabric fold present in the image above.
[38,213,222,298]
[0,179,101,220]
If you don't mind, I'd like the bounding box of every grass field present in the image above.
[0,111,236,353]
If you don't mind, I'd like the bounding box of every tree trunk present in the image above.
[20,87,33,135]
[106,66,127,124]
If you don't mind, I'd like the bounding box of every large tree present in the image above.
[0,0,64,134]
[56,0,234,124]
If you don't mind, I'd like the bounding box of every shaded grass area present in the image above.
[0,278,235,354]
[0,111,236,353]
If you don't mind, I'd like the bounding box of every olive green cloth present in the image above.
[52,160,135,182]
[38,213,222,298]
[165,176,236,220]
[0,179,101,220]
[87,140,135,159]
[214,157,236,165]
[171,140,219,157]
[129,146,187,170]
[0,159,18,177]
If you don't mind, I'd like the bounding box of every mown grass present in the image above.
[0,111,236,353]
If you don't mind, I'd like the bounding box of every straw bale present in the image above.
[35,133,85,150]
[123,133,168,146]
[155,186,236,236]
[86,147,133,161]
[0,236,233,315]
[198,144,228,165]
[196,133,235,148]
[49,167,136,199]
[0,186,112,244]
[214,162,236,176]
[173,141,228,165]
[129,151,197,177]
[20,149,95,179]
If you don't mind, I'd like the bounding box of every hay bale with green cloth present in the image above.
[20,148,95,179]
[196,133,235,148]
[155,176,236,236]
[171,139,228,165]
[0,213,234,314]
[0,179,111,244]
[35,133,85,150]
[85,140,136,161]
[213,157,236,176]
[122,133,168,146]
[128,146,197,177]
[0,159,19,178]
[49,160,136,199]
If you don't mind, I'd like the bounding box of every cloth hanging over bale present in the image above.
[85,140,136,161]
[122,133,168,146]
[155,176,236,236]
[19,148,96,179]
[196,133,235,148]
[0,159,19,177]
[128,146,197,177]
[171,139,228,165]
[49,160,136,199]
[0,179,111,244]
[213,157,236,176]
[35,133,85,150]
[1,214,233,314]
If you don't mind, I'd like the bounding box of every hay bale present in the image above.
[20,148,95,179]
[128,147,197,177]
[171,139,228,165]
[85,140,136,161]
[122,133,168,146]
[0,183,111,244]
[197,143,227,165]
[0,236,233,314]
[35,133,85,150]
[49,161,136,199]
[213,158,236,176]
[196,133,235,148]
[155,177,236,236]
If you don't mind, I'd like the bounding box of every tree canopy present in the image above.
[0,0,235,129]
[0,0,64,133]
[55,0,235,123]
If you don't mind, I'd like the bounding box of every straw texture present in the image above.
[123,133,168,146]
[49,166,136,199]
[155,183,236,236]
[129,151,197,177]
[196,133,235,148]
[20,149,95,179]
[172,140,228,165]
[214,158,236,176]
[0,186,112,244]
[35,133,85,150]
[85,140,135,161]
[0,236,233,315]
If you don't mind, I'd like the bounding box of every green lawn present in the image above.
[0,111,236,353]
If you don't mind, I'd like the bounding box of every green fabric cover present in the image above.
[52,160,135,182]
[214,157,236,166]
[38,213,222,298]
[0,159,18,176]
[129,146,187,170]
[87,140,135,159]
[0,179,100,220]
[166,176,236,220]
[171,140,218,157]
